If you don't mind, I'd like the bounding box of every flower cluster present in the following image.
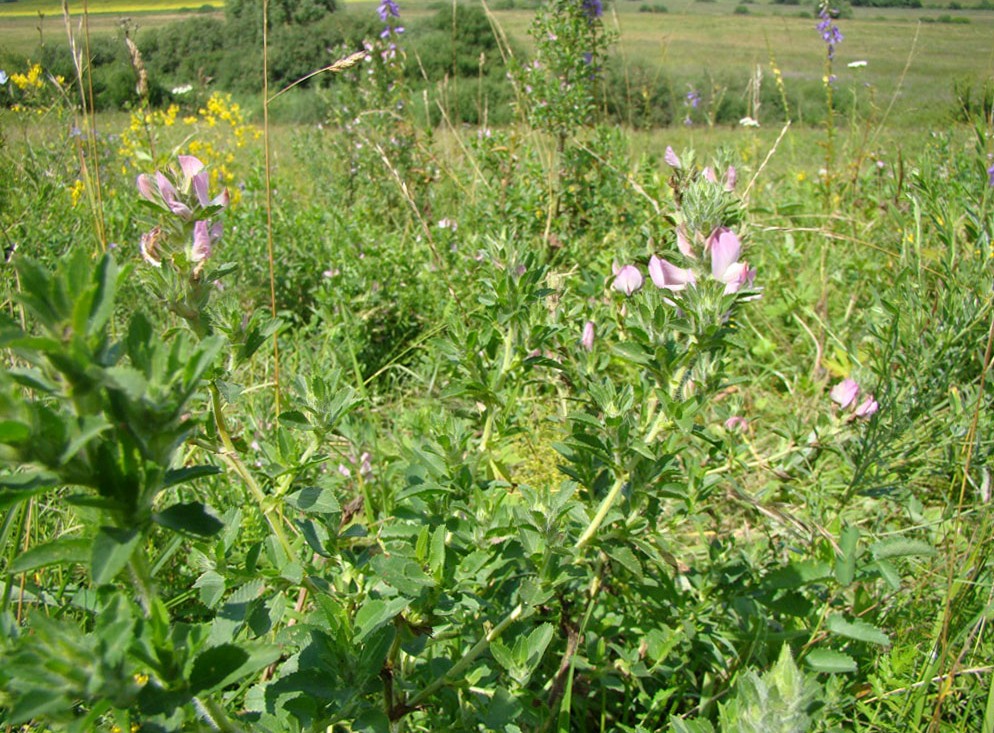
[830,377,878,419]
[377,0,404,39]
[613,148,754,301]
[816,6,843,60]
[136,155,229,275]
[612,226,755,298]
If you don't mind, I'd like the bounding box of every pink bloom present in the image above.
[703,166,718,184]
[676,225,695,259]
[139,227,162,267]
[718,260,756,294]
[664,146,681,169]
[581,320,595,351]
[830,378,860,409]
[178,155,205,183]
[136,174,158,203]
[853,395,879,418]
[724,415,749,431]
[649,255,696,291]
[612,264,643,296]
[156,172,192,219]
[191,220,223,264]
[724,165,737,191]
[707,228,741,277]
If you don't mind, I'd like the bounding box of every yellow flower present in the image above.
[69,179,85,207]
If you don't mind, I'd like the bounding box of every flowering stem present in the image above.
[575,472,627,551]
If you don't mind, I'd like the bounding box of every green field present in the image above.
[2,0,994,730]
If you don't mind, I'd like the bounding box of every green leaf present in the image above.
[370,554,434,597]
[353,708,391,733]
[163,465,222,489]
[0,420,30,444]
[354,597,409,643]
[285,485,341,515]
[85,255,118,338]
[869,538,937,561]
[91,526,141,585]
[827,614,890,647]
[195,570,226,608]
[278,410,312,430]
[190,642,280,694]
[153,502,224,537]
[59,415,112,464]
[835,524,859,586]
[804,649,857,674]
[11,536,90,574]
[0,471,58,508]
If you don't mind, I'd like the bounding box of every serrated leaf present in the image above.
[285,485,341,515]
[804,649,857,674]
[195,570,226,608]
[354,597,409,643]
[827,614,890,647]
[91,526,141,585]
[153,502,223,538]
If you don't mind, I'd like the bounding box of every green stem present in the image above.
[405,602,529,709]
[209,382,295,560]
[575,473,627,551]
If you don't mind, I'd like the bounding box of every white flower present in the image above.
[739,116,760,128]
[171,84,193,95]
[847,60,867,68]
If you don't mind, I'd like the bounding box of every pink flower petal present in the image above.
[649,255,696,291]
[830,378,860,409]
[708,228,742,281]
[612,265,643,296]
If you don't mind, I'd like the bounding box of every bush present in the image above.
[734,4,751,13]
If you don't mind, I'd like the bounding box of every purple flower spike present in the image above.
[854,395,879,418]
[581,320,595,351]
[649,255,696,291]
[830,378,859,409]
[987,161,994,187]
[612,264,644,296]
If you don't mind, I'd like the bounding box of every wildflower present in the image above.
[581,320,595,351]
[582,0,604,18]
[816,6,843,60]
[676,225,696,259]
[685,89,701,109]
[190,220,222,266]
[829,378,859,409]
[359,452,373,479]
[648,255,696,291]
[664,146,681,169]
[438,218,458,231]
[987,161,994,187]
[724,415,749,431]
[724,166,737,191]
[0,70,6,85]
[739,116,760,128]
[853,395,879,418]
[847,60,867,68]
[703,167,718,184]
[171,83,193,95]
[140,226,163,267]
[707,228,755,294]
[612,264,644,296]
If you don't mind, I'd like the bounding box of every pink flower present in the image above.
[724,165,737,191]
[178,155,205,182]
[853,395,879,418]
[612,264,643,296]
[191,220,223,265]
[703,166,718,184]
[830,378,860,409]
[676,225,696,259]
[707,228,756,294]
[648,255,696,291]
[664,146,681,169]
[724,415,749,431]
[581,320,595,351]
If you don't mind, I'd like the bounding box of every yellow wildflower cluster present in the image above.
[68,179,85,207]
[10,63,45,90]
[116,93,259,204]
